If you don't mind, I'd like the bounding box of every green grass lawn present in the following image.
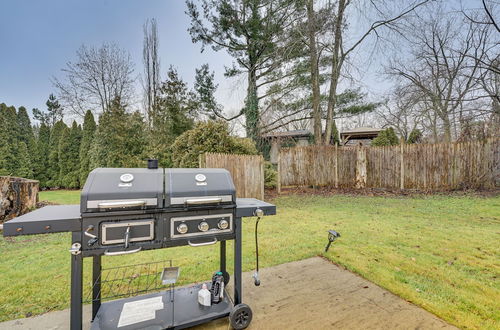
[1,191,499,329]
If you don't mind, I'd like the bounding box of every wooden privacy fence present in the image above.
[200,153,264,200]
[278,138,500,191]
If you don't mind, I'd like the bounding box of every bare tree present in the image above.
[306,0,323,143]
[462,0,500,33]
[460,1,499,135]
[388,10,494,142]
[271,0,431,143]
[377,87,424,140]
[53,43,135,117]
[322,0,432,144]
[143,18,161,126]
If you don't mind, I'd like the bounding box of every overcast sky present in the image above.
[1,1,482,131]
[0,0,249,121]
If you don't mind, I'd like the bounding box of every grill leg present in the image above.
[92,255,101,321]
[220,240,226,273]
[234,216,242,305]
[70,233,83,330]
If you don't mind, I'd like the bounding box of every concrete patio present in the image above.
[0,257,455,330]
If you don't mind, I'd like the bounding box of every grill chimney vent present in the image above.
[147,159,159,169]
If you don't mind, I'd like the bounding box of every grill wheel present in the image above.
[229,304,253,330]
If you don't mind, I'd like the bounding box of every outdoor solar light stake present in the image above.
[325,230,341,252]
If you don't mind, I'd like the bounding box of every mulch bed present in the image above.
[265,186,500,199]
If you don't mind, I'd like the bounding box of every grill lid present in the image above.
[81,168,163,213]
[165,168,235,207]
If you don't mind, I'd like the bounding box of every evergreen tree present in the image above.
[33,94,63,127]
[90,98,147,168]
[0,104,10,175]
[59,122,82,188]
[148,67,195,167]
[34,122,51,186]
[171,121,258,167]
[17,107,36,149]
[79,110,96,187]
[407,129,423,144]
[16,142,33,178]
[17,106,36,177]
[372,128,400,146]
[186,0,297,142]
[2,105,21,175]
[330,120,340,146]
[194,64,219,119]
[47,120,67,186]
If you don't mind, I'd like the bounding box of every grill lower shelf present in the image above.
[91,285,232,330]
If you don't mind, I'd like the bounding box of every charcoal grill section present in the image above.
[101,220,154,245]
[81,213,164,256]
[81,168,164,213]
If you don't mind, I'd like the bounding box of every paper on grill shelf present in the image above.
[117,296,164,327]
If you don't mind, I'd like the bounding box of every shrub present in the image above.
[372,127,399,146]
[407,129,423,144]
[171,121,258,167]
[264,161,277,189]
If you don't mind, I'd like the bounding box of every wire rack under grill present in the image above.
[85,260,175,303]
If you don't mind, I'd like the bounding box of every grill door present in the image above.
[101,220,154,245]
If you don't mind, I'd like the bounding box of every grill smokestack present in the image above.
[147,159,159,169]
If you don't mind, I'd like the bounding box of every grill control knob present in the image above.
[218,219,229,230]
[177,223,188,234]
[198,221,209,232]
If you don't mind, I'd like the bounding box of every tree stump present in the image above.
[355,146,367,189]
[0,176,39,223]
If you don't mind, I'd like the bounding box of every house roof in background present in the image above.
[262,129,312,138]
[340,127,382,135]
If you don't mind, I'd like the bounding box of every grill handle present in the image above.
[104,247,142,256]
[98,200,147,209]
[185,197,222,205]
[188,238,218,247]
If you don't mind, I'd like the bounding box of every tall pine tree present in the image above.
[34,122,51,186]
[17,106,36,178]
[90,98,147,168]
[33,94,63,127]
[16,142,33,178]
[79,110,96,187]
[47,120,67,187]
[2,105,21,176]
[0,104,10,175]
[59,121,82,188]
[148,67,195,167]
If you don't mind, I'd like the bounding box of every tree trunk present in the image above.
[306,0,322,144]
[442,114,452,142]
[0,176,39,223]
[245,67,260,143]
[324,0,347,145]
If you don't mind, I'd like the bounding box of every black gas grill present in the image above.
[80,168,239,255]
[4,166,276,330]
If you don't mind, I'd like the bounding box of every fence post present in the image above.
[355,146,367,189]
[199,153,205,168]
[400,141,405,190]
[334,144,339,188]
[277,153,281,194]
[260,156,265,200]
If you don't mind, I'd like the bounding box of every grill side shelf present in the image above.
[236,198,276,217]
[3,204,81,236]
